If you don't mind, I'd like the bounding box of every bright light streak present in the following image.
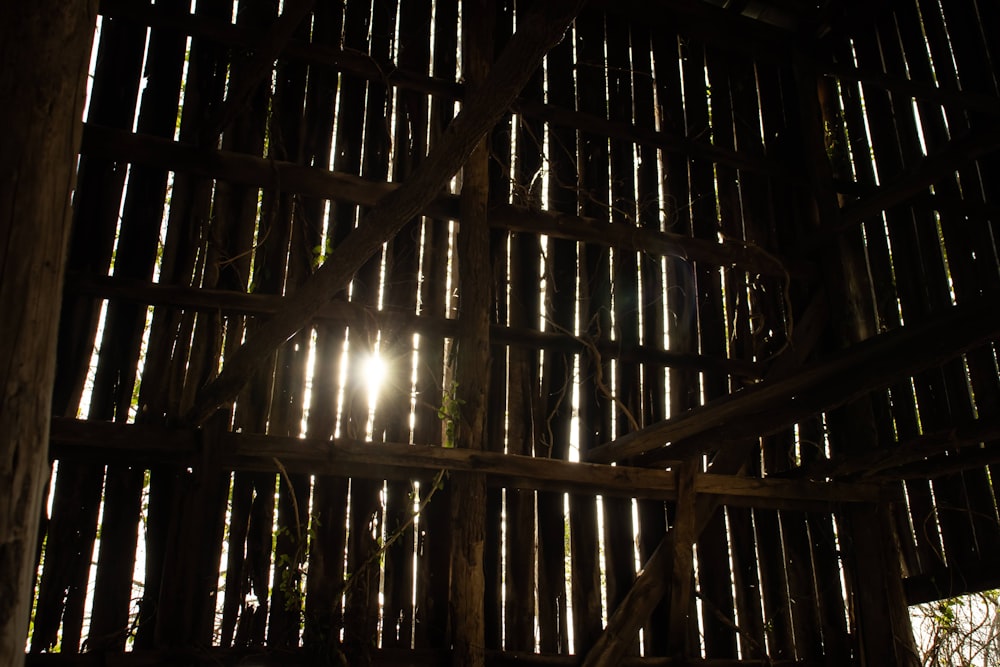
[363,352,388,404]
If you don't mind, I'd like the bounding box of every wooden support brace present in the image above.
[585,288,1000,464]
[181,0,586,426]
[581,440,759,666]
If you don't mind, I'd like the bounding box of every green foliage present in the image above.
[437,380,464,448]
[311,238,335,270]
[823,114,851,167]
[912,590,1000,666]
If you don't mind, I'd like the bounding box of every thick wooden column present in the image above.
[448,3,493,665]
[0,4,98,665]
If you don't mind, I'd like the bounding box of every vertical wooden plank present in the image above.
[779,507,822,661]
[133,1,232,649]
[697,46,744,660]
[572,8,610,656]
[666,460,697,654]
[754,66,810,661]
[85,467,145,652]
[675,66,733,667]
[485,3,513,652]
[503,0,540,648]
[902,0,1000,564]
[299,0,349,654]
[726,506,768,660]
[631,20,671,659]
[156,416,231,647]
[852,19,978,576]
[731,53,782,662]
[603,15,639,648]
[265,14,317,647]
[337,4,394,662]
[649,28,690,659]
[302,333,349,655]
[755,440,797,659]
[29,464,104,653]
[794,47,919,665]
[51,9,147,416]
[159,0,276,649]
[30,5,146,652]
[412,0,458,649]
[377,0,433,650]
[535,19,576,654]
[828,35,940,577]
[87,1,189,650]
[218,472,253,647]
[798,418,851,665]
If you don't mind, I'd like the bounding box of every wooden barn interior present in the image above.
[4,0,1000,664]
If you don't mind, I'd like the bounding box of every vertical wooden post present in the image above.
[448,3,493,665]
[666,460,699,655]
[0,3,98,665]
[794,57,919,666]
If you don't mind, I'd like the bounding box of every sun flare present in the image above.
[362,352,387,401]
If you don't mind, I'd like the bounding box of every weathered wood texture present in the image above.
[0,4,97,666]
[18,0,1000,664]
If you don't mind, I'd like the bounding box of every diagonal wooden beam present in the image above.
[182,0,586,426]
[585,288,1000,465]
[581,291,834,665]
[581,439,760,666]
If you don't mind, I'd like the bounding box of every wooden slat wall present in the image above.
[823,0,1000,604]
[26,0,1000,663]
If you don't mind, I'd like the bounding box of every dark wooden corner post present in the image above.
[447,2,494,665]
[0,3,98,665]
[793,57,919,666]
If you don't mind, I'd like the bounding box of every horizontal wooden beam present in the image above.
[585,289,1000,464]
[65,274,760,380]
[78,124,805,280]
[65,273,761,379]
[97,0,789,179]
[823,63,1000,116]
[785,414,1000,481]
[597,0,802,61]
[840,123,1000,228]
[23,645,818,667]
[48,418,882,507]
[490,206,814,280]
